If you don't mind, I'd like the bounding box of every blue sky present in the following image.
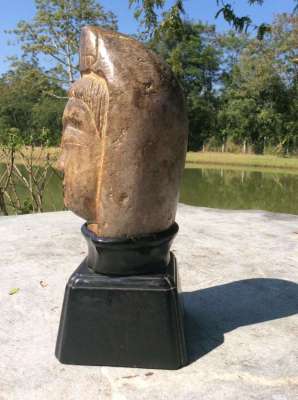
[0,0,296,74]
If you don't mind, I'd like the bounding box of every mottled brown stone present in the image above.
[58,27,188,237]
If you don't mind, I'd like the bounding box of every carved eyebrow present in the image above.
[63,113,83,128]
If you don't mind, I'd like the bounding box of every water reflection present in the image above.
[180,167,298,215]
[1,163,298,215]
[0,163,64,214]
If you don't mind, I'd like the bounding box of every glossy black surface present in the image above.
[82,222,179,275]
[55,253,188,369]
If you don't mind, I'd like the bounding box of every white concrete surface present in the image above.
[0,204,297,400]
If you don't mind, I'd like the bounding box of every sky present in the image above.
[0,0,296,74]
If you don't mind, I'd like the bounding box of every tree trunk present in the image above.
[242,140,247,153]
[221,141,226,153]
[66,43,74,85]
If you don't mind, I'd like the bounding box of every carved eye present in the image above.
[62,114,82,131]
[71,117,83,130]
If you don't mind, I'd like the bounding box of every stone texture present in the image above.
[58,27,188,237]
[0,205,298,399]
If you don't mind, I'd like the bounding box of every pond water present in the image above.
[1,163,298,215]
[180,165,298,215]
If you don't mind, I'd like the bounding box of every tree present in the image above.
[216,30,250,86]
[128,3,298,153]
[217,14,298,154]
[129,0,298,40]
[0,61,66,146]
[152,21,221,150]
[9,0,118,86]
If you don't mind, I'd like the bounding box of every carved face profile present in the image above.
[58,74,108,222]
[58,27,188,238]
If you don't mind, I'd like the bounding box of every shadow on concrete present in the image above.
[182,278,298,363]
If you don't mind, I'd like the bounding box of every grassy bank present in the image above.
[0,146,60,166]
[186,152,298,170]
[2,146,298,171]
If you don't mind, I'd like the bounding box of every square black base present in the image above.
[55,253,188,369]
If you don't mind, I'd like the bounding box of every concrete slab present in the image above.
[0,204,297,400]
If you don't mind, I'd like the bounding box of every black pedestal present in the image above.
[55,224,188,369]
[81,222,179,275]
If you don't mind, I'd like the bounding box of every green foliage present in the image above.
[152,21,221,150]
[129,0,166,33]
[217,14,298,154]
[150,13,298,154]
[0,62,66,146]
[130,0,298,40]
[215,3,252,33]
[130,0,184,40]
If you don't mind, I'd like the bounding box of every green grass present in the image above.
[186,152,298,171]
[0,146,60,166]
[3,146,298,172]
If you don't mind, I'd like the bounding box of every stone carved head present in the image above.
[58,27,188,237]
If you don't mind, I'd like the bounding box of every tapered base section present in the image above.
[55,253,187,369]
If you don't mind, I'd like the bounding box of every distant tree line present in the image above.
[0,0,297,154]
[154,13,298,154]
